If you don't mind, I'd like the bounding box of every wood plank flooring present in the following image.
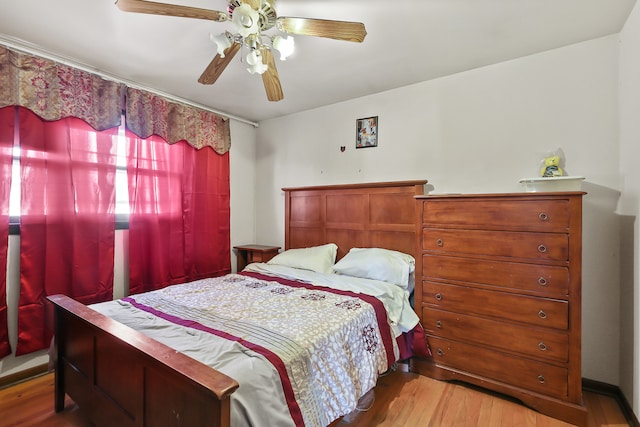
[0,369,631,427]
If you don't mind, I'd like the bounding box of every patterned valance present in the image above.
[125,87,231,154]
[0,46,124,131]
[0,45,231,154]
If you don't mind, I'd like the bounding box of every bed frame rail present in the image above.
[48,294,239,427]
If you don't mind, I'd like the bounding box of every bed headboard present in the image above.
[282,180,427,260]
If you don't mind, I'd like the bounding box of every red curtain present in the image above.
[16,107,117,355]
[126,133,230,295]
[0,107,14,358]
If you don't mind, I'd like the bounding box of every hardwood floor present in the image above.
[0,372,89,427]
[333,369,631,427]
[0,369,631,427]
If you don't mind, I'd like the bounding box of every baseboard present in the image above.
[0,363,50,390]
[583,378,639,427]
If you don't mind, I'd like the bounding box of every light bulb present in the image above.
[246,50,260,66]
[273,36,294,60]
[232,4,259,37]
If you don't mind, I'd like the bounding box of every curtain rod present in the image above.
[0,35,260,128]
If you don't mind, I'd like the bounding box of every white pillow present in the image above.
[333,247,415,290]
[266,243,338,274]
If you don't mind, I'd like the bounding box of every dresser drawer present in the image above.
[423,228,568,262]
[423,308,569,362]
[428,336,568,399]
[422,254,569,297]
[423,282,568,330]
[422,198,570,231]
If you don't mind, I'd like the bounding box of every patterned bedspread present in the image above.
[97,272,398,427]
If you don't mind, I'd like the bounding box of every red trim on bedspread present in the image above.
[397,323,431,359]
[240,271,397,369]
[123,295,306,426]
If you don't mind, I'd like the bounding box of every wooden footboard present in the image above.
[47,294,239,427]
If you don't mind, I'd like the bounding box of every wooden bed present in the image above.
[48,180,427,427]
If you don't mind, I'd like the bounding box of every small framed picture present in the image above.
[356,116,378,148]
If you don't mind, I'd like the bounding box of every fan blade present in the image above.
[198,43,241,85]
[116,0,228,22]
[277,17,367,42]
[261,49,284,102]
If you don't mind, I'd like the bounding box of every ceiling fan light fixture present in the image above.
[115,0,366,102]
[232,3,259,37]
[272,35,294,60]
[247,58,268,75]
[211,32,233,57]
[246,49,260,66]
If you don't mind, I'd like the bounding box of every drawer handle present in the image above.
[537,244,547,253]
[538,342,547,351]
[537,374,546,384]
[435,293,443,301]
[538,310,547,319]
[437,348,445,356]
[436,238,444,247]
[538,212,549,222]
[538,277,548,286]
[436,320,443,328]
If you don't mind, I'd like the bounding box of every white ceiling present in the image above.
[0,0,636,124]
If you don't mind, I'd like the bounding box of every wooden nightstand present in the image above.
[233,244,281,272]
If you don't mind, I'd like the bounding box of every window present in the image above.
[115,122,129,228]
[8,119,130,233]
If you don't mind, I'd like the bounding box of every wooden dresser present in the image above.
[410,192,587,426]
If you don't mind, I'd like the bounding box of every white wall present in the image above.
[0,118,258,379]
[619,0,640,415]
[255,36,623,386]
[229,120,259,271]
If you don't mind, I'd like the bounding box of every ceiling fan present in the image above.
[115,0,367,102]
